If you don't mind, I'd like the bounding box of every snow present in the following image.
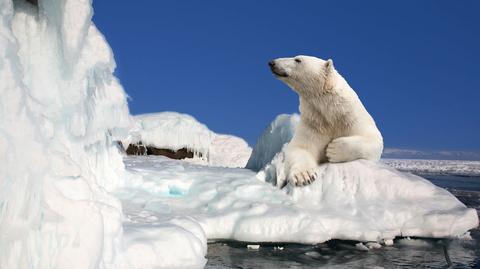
[382,158,480,176]
[118,217,207,269]
[366,242,382,249]
[246,114,300,171]
[355,243,369,251]
[125,111,252,168]
[0,0,134,267]
[246,114,302,186]
[126,112,215,158]
[121,156,478,247]
[382,148,480,161]
[208,134,252,168]
[247,245,260,250]
[0,1,202,268]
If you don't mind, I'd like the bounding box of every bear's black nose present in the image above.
[268,60,275,68]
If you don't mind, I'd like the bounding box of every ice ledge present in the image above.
[278,160,478,242]
[122,156,478,247]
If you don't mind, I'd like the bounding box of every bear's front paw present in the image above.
[289,168,317,187]
[326,137,357,163]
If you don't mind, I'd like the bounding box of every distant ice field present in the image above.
[382,158,480,177]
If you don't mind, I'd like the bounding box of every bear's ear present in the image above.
[325,59,334,70]
[324,59,335,90]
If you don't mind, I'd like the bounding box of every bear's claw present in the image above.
[291,170,317,187]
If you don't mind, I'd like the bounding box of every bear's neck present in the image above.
[299,92,355,135]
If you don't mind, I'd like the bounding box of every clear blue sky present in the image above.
[93,1,479,150]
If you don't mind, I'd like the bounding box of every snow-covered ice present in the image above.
[382,158,480,177]
[124,112,215,158]
[0,1,204,268]
[124,112,252,168]
[0,0,134,267]
[246,114,300,171]
[121,156,478,247]
[382,147,480,161]
[208,134,252,168]
[118,215,207,269]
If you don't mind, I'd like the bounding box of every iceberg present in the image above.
[0,0,131,267]
[124,112,215,158]
[124,111,252,168]
[0,1,206,268]
[121,155,478,247]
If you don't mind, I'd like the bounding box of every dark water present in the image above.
[206,175,480,269]
[421,174,480,192]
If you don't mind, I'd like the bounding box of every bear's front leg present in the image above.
[285,145,319,186]
[284,123,329,187]
[326,135,382,162]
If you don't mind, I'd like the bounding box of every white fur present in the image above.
[270,55,383,186]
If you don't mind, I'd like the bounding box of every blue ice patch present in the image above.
[168,185,186,196]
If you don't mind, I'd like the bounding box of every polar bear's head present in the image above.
[269,55,336,95]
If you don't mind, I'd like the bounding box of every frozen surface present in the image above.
[208,134,252,168]
[246,114,300,171]
[206,180,480,269]
[121,156,478,247]
[125,112,252,168]
[382,159,480,177]
[382,148,480,161]
[126,112,215,157]
[0,0,132,267]
[117,215,207,269]
[0,1,203,268]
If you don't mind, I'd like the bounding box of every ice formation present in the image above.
[246,114,302,186]
[208,134,252,168]
[246,113,300,171]
[0,1,205,268]
[1,0,128,267]
[382,147,480,161]
[124,112,252,168]
[382,158,480,176]
[125,112,215,157]
[122,155,478,246]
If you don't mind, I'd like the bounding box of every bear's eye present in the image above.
[295,58,302,63]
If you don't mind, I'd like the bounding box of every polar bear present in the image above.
[269,55,383,186]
